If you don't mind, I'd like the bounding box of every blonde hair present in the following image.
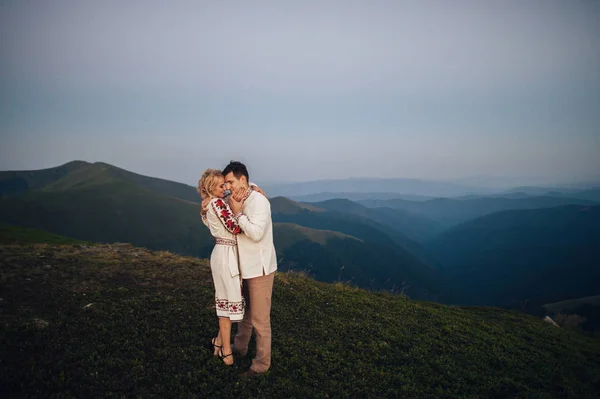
[197,169,224,199]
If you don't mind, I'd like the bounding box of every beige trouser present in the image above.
[233,271,275,373]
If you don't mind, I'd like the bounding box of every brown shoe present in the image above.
[240,369,266,378]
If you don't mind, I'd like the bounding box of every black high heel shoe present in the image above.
[218,348,234,366]
[211,337,222,357]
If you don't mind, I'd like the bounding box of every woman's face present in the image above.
[211,176,226,198]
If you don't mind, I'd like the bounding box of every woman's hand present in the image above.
[230,187,246,214]
[232,187,246,202]
[253,185,268,198]
[201,197,210,215]
[230,197,242,215]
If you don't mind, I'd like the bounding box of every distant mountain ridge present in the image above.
[289,187,600,204]
[269,196,444,297]
[312,198,444,243]
[262,177,496,198]
[0,161,443,298]
[428,205,600,307]
[262,177,600,199]
[571,187,600,202]
[359,196,598,229]
[289,192,435,202]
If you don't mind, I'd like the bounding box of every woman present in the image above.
[197,169,245,366]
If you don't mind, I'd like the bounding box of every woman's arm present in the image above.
[249,182,268,198]
[210,198,242,235]
[200,199,210,227]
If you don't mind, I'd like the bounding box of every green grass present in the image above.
[0,225,85,245]
[1,242,599,397]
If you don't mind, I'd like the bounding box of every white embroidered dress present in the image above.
[202,197,245,321]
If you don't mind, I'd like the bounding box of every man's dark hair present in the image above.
[222,161,249,181]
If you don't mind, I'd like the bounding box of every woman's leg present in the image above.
[213,329,222,356]
[218,317,233,365]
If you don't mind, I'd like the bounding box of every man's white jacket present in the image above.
[235,190,278,279]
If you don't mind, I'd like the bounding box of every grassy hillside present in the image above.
[543,296,600,334]
[359,196,598,228]
[0,174,214,258]
[273,222,360,249]
[42,162,200,203]
[0,161,89,197]
[544,296,600,313]
[274,223,441,298]
[1,240,599,397]
[271,198,444,298]
[429,205,600,307]
[0,225,86,245]
[273,196,416,249]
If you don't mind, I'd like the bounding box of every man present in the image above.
[203,161,277,377]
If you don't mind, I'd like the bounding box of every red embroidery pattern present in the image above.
[215,297,246,316]
[211,199,242,235]
[215,238,236,246]
[216,299,228,311]
[242,186,254,202]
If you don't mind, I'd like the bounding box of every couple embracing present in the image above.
[197,161,277,378]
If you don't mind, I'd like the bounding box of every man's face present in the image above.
[224,172,245,192]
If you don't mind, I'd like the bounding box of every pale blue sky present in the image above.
[1,0,599,187]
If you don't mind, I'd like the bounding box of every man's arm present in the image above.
[235,194,271,242]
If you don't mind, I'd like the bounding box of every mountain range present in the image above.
[1,160,598,309]
[263,177,600,200]
[262,177,497,198]
[428,205,600,307]
[358,196,597,229]
[0,161,442,299]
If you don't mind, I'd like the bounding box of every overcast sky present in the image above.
[1,0,599,186]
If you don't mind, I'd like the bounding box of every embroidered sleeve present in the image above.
[211,198,242,235]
